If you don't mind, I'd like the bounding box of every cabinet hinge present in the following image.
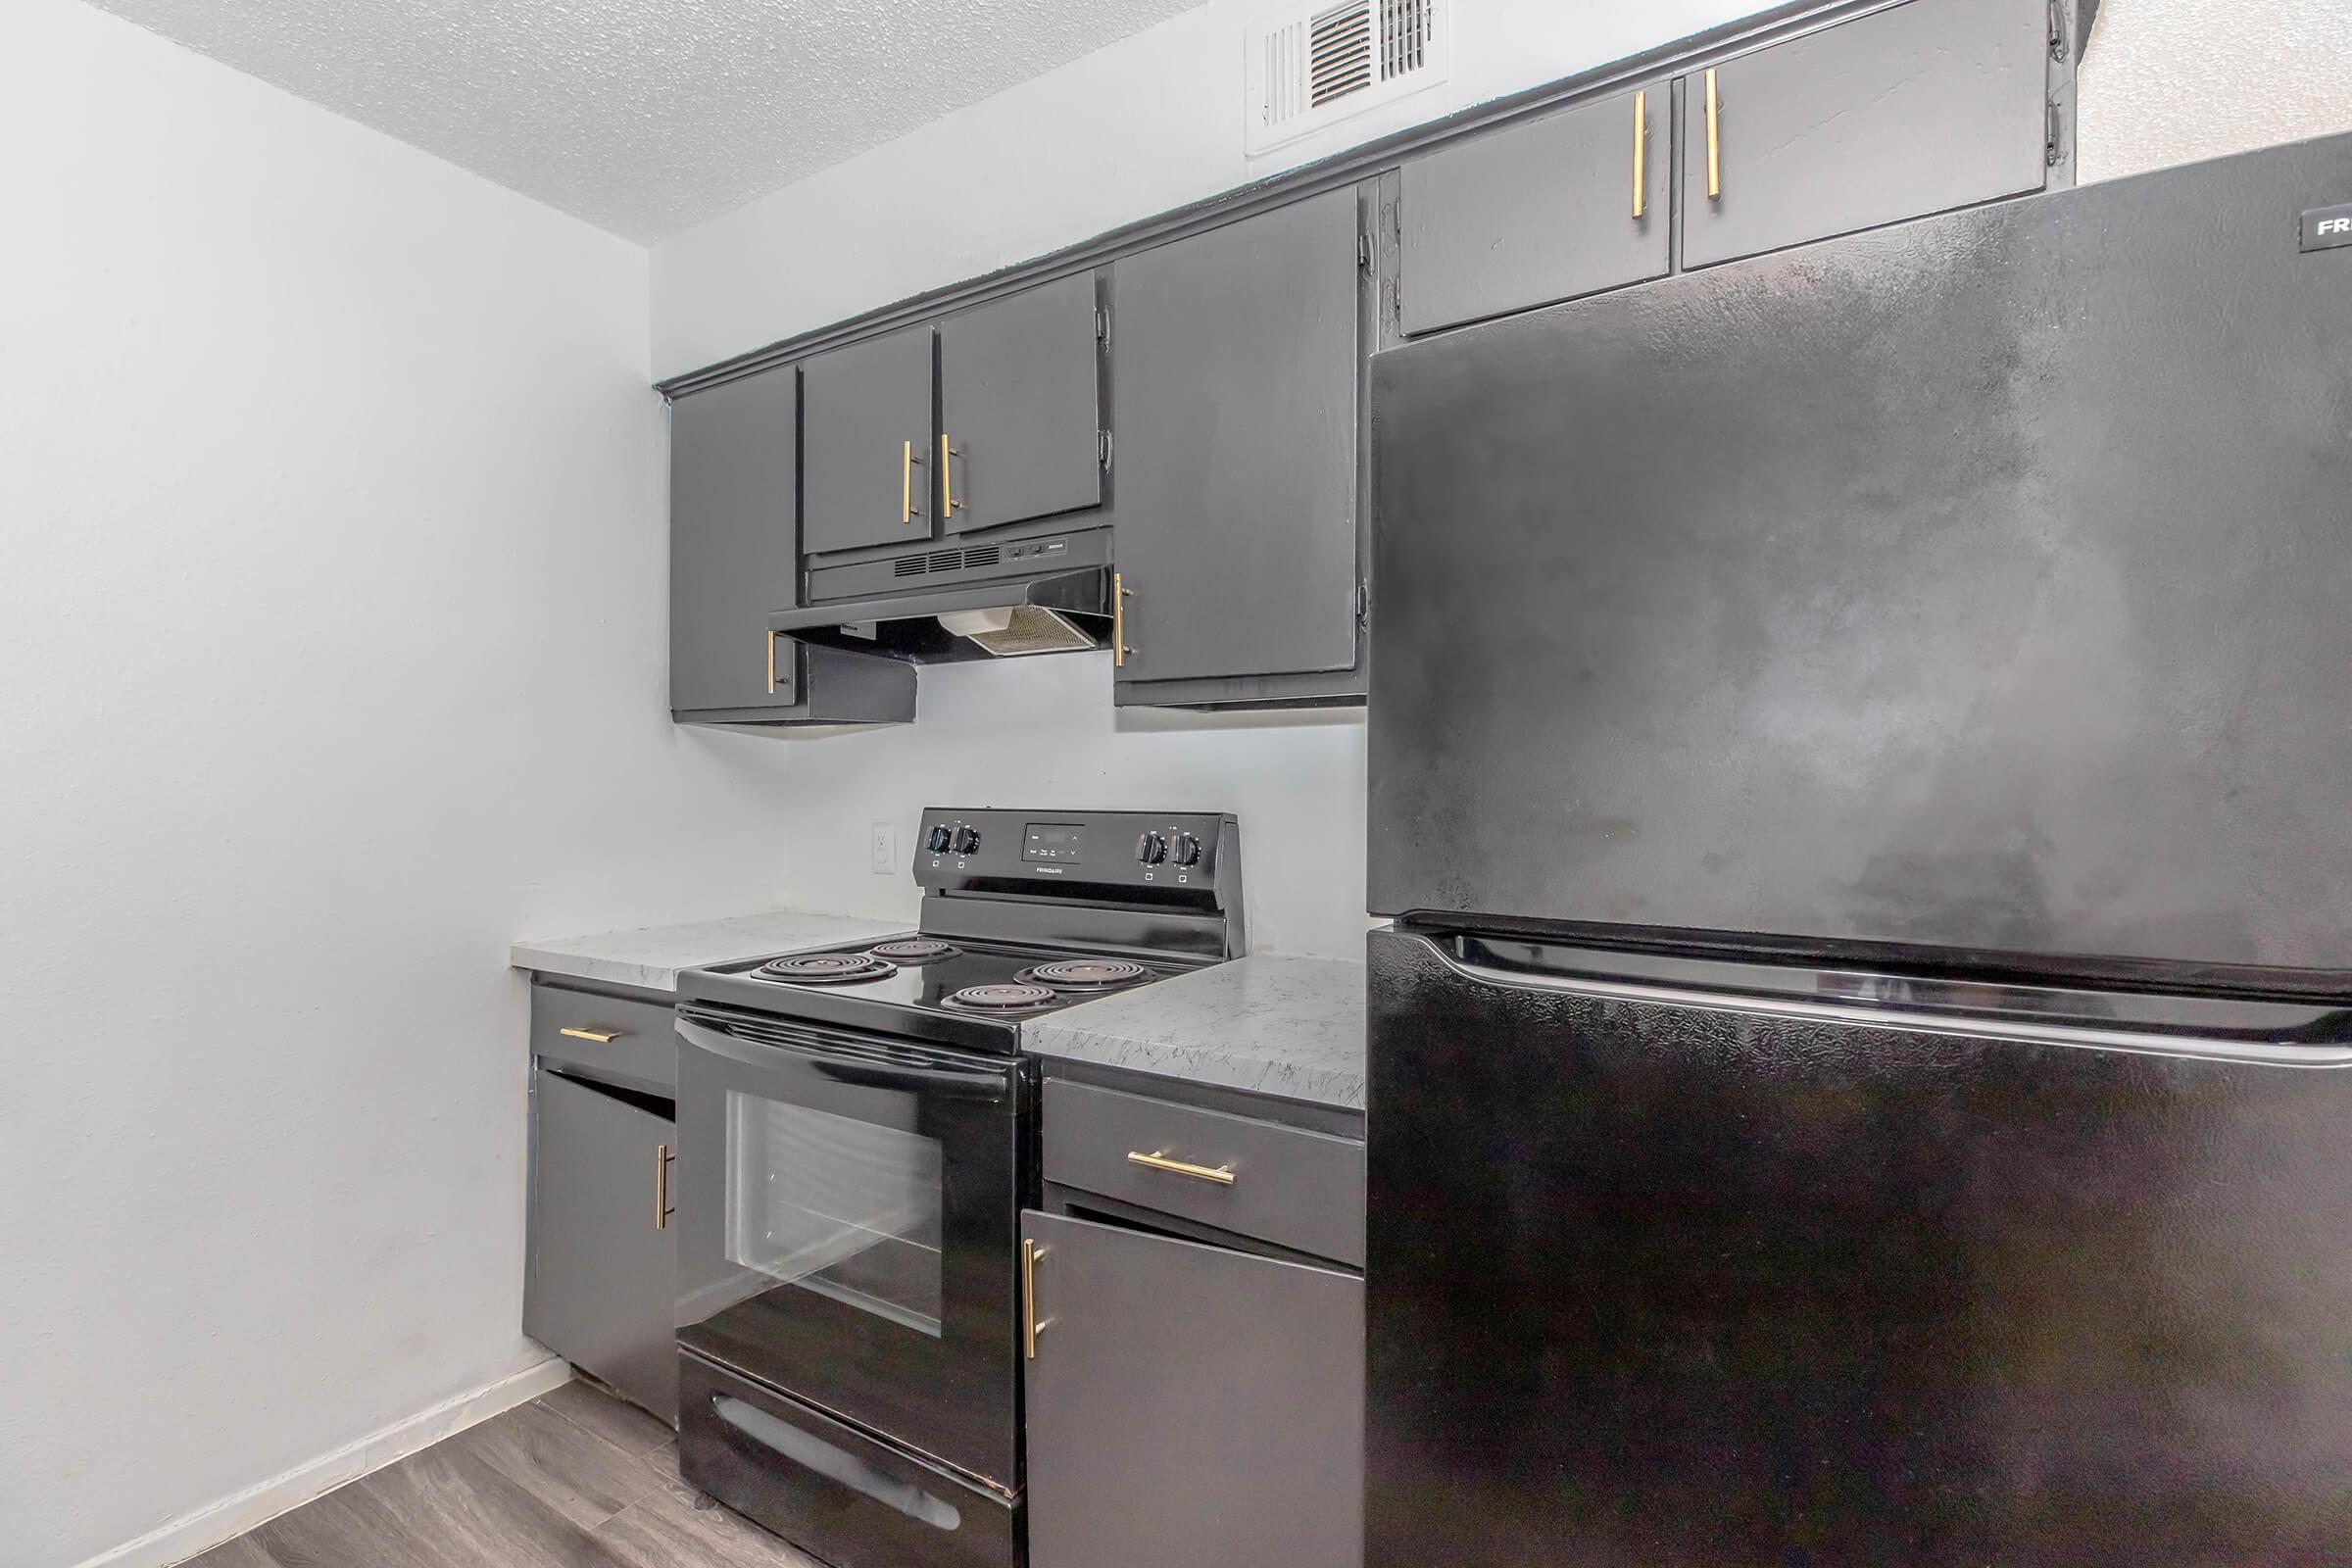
[1098,428,1114,467]
[1357,231,1372,271]
[2047,0,2069,59]
[2045,100,2065,167]
[1356,581,1370,623]
[1095,306,1111,348]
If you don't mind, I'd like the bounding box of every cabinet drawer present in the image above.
[531,984,677,1094]
[1044,1079,1364,1266]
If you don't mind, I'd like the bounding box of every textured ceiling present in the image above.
[81,0,1209,242]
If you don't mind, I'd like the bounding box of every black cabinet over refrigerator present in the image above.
[1364,131,2352,1568]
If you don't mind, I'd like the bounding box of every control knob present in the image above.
[952,826,982,856]
[1135,831,1168,865]
[1171,831,1203,867]
[925,824,954,855]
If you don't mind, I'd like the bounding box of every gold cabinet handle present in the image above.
[558,1026,621,1044]
[1022,1238,1045,1359]
[1126,1150,1237,1186]
[1632,89,1647,220]
[656,1143,675,1230]
[902,439,914,523]
[940,432,959,518]
[1705,68,1722,200]
[1112,571,1134,668]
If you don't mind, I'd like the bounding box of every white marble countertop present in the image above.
[510,909,904,993]
[1023,954,1367,1112]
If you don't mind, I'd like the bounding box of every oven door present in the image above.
[675,1004,1028,1490]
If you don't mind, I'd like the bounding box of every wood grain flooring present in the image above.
[178,1379,821,1568]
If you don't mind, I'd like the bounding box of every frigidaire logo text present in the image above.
[2322,218,2352,237]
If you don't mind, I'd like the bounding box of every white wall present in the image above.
[0,3,809,1563]
[775,657,1371,958]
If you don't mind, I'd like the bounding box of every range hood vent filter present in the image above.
[937,607,1098,658]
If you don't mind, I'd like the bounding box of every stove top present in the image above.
[676,808,1243,1051]
[686,933,1200,1035]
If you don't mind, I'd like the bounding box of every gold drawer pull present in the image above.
[1632,89,1647,220]
[1704,68,1722,200]
[656,1143,675,1230]
[1127,1150,1236,1186]
[558,1026,621,1044]
[1022,1238,1045,1359]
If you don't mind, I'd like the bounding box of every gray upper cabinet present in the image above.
[668,367,800,714]
[1682,0,2053,270]
[525,1069,677,1423]
[1110,188,1363,687]
[1023,1210,1364,1568]
[802,323,934,555]
[937,272,1103,535]
[1398,83,1671,336]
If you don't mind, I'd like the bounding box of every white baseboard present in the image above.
[75,1356,573,1568]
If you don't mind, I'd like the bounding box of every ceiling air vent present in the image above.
[1247,0,1448,156]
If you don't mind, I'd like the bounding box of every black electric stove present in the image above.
[672,808,1243,1568]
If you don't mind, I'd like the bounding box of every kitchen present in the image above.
[6,0,2352,1565]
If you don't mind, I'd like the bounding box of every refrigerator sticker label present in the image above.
[2303,204,2352,252]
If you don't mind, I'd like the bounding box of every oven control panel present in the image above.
[913,808,1236,893]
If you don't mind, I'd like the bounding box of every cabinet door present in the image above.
[1024,1211,1363,1568]
[802,323,934,555]
[1683,0,2051,270]
[1111,190,1362,685]
[668,368,800,714]
[1398,84,1670,335]
[525,1070,677,1422]
[937,272,1102,535]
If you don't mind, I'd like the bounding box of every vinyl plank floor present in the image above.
[593,1475,828,1568]
[241,1474,471,1568]
[540,1379,673,1458]
[176,1537,278,1568]
[359,1440,625,1568]
[175,1380,807,1568]
[451,1396,663,1530]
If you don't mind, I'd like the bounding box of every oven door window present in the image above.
[724,1091,945,1338]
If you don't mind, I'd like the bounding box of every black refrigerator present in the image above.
[1365,131,2352,1566]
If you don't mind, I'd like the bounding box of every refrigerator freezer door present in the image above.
[1365,926,2352,1567]
[1367,131,2352,982]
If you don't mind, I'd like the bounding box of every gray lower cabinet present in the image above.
[1398,82,1672,335]
[668,367,800,715]
[803,322,935,555]
[1682,0,2054,269]
[938,271,1104,536]
[1109,186,1364,691]
[524,1067,677,1422]
[1022,1210,1364,1568]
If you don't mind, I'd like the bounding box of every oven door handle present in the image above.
[677,1016,1012,1101]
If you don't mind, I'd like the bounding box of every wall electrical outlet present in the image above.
[870,822,898,875]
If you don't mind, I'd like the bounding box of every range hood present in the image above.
[769,544,1115,664]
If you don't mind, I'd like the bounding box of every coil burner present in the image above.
[754,953,897,985]
[1016,957,1151,992]
[869,939,959,963]
[942,984,1060,1013]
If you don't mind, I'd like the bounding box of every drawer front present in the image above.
[531,984,677,1093]
[1044,1079,1365,1266]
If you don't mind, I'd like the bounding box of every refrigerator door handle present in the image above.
[1417,935,2352,1070]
